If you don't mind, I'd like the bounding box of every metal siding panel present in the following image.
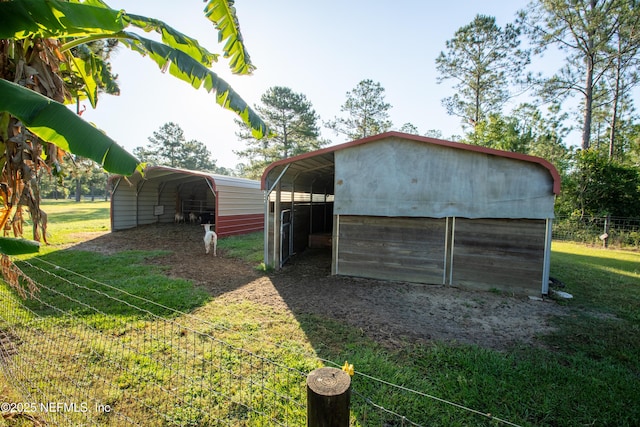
[213,175,261,190]
[111,183,138,231]
[217,184,264,217]
[334,138,555,219]
[158,181,178,223]
[137,182,159,225]
[216,213,264,236]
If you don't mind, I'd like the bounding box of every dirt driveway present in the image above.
[71,224,567,351]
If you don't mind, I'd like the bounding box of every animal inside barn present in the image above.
[262,132,560,296]
[111,166,264,237]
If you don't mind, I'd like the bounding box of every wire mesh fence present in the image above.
[0,257,308,426]
[552,215,640,248]
[0,256,514,426]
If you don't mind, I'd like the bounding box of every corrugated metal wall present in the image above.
[111,179,138,231]
[138,180,159,225]
[217,182,263,217]
[262,135,556,295]
[327,137,554,295]
[216,180,263,236]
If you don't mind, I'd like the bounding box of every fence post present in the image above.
[604,215,610,248]
[307,367,351,427]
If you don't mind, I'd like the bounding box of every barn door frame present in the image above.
[280,209,292,268]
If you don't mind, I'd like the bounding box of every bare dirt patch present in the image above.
[69,224,567,351]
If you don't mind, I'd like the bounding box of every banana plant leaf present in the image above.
[0,79,142,176]
[0,0,217,68]
[0,0,125,38]
[203,0,255,75]
[0,237,40,255]
[0,0,268,138]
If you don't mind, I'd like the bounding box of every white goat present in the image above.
[189,212,199,224]
[174,212,184,224]
[203,224,217,256]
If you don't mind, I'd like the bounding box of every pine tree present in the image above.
[235,86,323,178]
[436,15,529,131]
[325,79,393,140]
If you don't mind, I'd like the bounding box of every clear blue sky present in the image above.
[81,0,546,169]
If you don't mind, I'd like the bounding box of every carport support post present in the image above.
[307,367,351,427]
[273,182,282,269]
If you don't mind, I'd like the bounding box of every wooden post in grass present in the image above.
[307,367,351,426]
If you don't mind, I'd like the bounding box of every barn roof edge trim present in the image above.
[120,165,261,191]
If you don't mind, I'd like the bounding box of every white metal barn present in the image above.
[261,132,561,296]
[111,166,263,236]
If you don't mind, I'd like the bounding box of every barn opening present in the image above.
[263,153,336,268]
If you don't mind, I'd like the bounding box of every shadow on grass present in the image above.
[6,226,638,426]
[266,246,640,427]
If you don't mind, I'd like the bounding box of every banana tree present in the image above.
[0,0,268,256]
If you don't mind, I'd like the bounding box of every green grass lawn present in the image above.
[0,201,638,426]
[39,199,111,233]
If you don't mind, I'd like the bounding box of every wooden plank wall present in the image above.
[451,218,546,294]
[335,216,447,284]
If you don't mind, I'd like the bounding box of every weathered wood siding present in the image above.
[334,216,447,284]
[451,218,546,294]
